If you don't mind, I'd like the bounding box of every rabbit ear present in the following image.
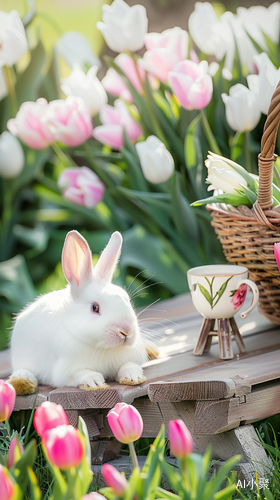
[62,231,93,289]
[93,232,122,284]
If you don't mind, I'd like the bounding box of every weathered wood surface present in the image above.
[1,292,280,439]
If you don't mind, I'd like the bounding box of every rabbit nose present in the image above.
[118,330,128,338]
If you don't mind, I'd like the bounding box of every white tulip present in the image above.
[0,10,28,66]
[0,132,24,179]
[247,53,280,115]
[189,2,231,60]
[237,3,280,50]
[61,65,107,117]
[205,153,247,194]
[55,32,100,70]
[136,136,174,184]
[97,0,148,53]
[189,3,257,77]
[222,84,261,132]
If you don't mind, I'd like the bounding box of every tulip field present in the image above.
[1,0,280,498]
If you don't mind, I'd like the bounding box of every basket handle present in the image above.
[258,80,280,209]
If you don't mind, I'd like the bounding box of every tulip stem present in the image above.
[245,132,252,174]
[3,66,18,118]
[129,442,139,470]
[52,144,73,168]
[200,109,221,155]
[129,53,168,147]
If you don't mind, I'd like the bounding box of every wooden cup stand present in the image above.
[193,316,246,360]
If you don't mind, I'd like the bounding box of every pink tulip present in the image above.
[169,60,213,110]
[42,424,84,470]
[169,420,193,459]
[275,242,280,272]
[34,401,69,438]
[102,463,128,495]
[7,98,55,149]
[107,403,143,444]
[0,380,16,422]
[58,166,105,208]
[7,438,24,469]
[82,494,107,500]
[47,96,93,147]
[93,99,142,150]
[0,466,14,500]
[138,27,188,82]
[102,53,146,102]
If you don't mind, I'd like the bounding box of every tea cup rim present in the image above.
[187,264,248,278]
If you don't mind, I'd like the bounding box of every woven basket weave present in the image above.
[208,81,280,324]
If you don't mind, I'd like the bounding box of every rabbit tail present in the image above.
[7,369,38,395]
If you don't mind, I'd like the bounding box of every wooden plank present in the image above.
[148,346,280,402]
[194,379,280,434]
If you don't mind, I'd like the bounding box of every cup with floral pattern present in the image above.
[187,264,259,320]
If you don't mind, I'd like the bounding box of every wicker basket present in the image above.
[208,81,280,324]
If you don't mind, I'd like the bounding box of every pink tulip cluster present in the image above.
[57,167,105,208]
[93,99,142,150]
[34,401,84,470]
[7,96,93,150]
[169,60,213,111]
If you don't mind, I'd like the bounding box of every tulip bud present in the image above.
[247,53,280,115]
[138,27,188,82]
[34,401,69,438]
[107,403,143,444]
[169,420,193,459]
[102,464,128,495]
[0,465,14,500]
[47,96,93,147]
[169,60,213,110]
[7,438,24,469]
[97,0,148,53]
[0,10,28,66]
[82,494,107,500]
[274,242,280,272]
[61,65,107,117]
[55,32,100,71]
[7,98,55,150]
[58,166,105,208]
[0,380,16,422]
[222,84,261,132]
[136,136,174,184]
[42,425,84,470]
[93,99,142,150]
[0,132,24,179]
[205,152,248,194]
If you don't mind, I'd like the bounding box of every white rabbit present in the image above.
[8,230,148,395]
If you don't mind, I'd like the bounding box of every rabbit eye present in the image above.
[91,302,100,314]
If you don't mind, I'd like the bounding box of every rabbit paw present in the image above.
[77,370,109,391]
[117,362,146,386]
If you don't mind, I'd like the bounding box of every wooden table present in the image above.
[1,293,279,479]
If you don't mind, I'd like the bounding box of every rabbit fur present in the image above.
[8,230,149,395]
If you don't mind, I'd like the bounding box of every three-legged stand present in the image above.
[193,317,246,360]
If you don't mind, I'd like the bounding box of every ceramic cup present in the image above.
[187,264,259,320]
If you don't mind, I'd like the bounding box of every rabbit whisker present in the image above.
[126,269,149,291]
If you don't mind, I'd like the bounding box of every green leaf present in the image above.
[191,192,252,207]
[16,41,47,105]
[213,483,237,500]
[171,172,199,241]
[11,440,37,496]
[13,148,51,193]
[205,455,241,498]
[0,452,5,466]
[27,466,42,500]
[213,276,232,307]
[184,115,205,197]
[121,226,188,295]
[0,255,37,310]
[197,284,212,307]
[155,487,181,500]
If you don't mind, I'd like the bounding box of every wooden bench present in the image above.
[1,293,279,479]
